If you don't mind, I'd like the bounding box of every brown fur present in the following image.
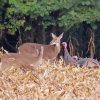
[18,33,63,61]
[0,46,43,73]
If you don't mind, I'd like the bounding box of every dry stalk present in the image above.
[87,30,95,58]
[69,36,74,56]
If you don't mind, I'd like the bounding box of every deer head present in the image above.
[50,33,63,46]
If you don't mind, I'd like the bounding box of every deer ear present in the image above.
[59,33,64,39]
[51,33,56,38]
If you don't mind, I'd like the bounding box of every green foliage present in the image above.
[58,0,100,30]
[0,0,100,34]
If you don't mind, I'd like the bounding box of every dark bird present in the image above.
[62,42,100,68]
[62,42,77,65]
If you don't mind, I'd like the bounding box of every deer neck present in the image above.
[54,43,60,54]
[36,47,43,65]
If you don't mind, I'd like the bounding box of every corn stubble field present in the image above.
[0,57,100,100]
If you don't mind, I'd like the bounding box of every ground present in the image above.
[0,59,100,100]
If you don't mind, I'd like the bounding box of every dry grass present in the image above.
[0,59,100,100]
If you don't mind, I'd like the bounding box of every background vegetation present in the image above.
[0,0,100,60]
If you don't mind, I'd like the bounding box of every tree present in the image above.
[0,0,100,59]
[0,0,100,33]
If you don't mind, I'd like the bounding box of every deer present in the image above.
[18,33,63,61]
[0,46,44,75]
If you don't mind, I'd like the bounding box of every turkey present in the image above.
[73,56,78,61]
[78,58,100,68]
[72,56,88,66]
[62,42,100,68]
[73,55,100,68]
[62,42,77,65]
